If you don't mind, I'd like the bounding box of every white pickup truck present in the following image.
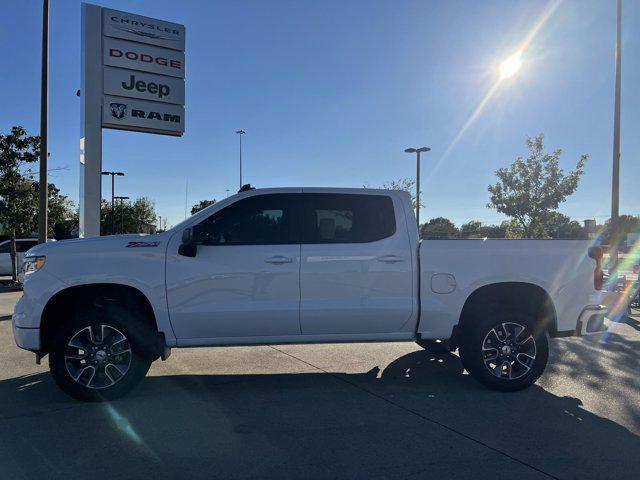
[12,187,608,401]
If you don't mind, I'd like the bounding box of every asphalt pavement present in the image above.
[1,290,639,480]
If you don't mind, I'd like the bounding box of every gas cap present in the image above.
[431,273,457,294]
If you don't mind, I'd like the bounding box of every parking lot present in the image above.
[1,289,639,480]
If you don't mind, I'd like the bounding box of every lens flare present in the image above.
[499,51,522,80]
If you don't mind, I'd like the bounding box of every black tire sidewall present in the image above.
[49,304,152,402]
[459,312,549,392]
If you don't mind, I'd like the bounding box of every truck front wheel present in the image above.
[458,315,548,391]
[49,306,153,401]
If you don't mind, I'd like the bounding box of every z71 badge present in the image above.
[126,241,160,248]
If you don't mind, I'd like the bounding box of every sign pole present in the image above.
[81,4,185,237]
[80,3,103,237]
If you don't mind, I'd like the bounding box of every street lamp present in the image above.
[235,129,245,189]
[114,196,129,234]
[404,147,431,228]
[101,171,124,235]
[610,0,622,269]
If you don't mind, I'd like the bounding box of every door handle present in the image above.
[377,255,404,264]
[265,256,293,265]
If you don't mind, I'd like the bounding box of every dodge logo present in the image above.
[110,103,127,119]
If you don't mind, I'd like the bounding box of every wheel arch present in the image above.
[40,283,160,355]
[458,282,558,337]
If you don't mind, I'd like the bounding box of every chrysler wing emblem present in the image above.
[111,24,178,42]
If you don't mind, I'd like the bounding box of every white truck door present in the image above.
[165,193,302,340]
[299,192,414,335]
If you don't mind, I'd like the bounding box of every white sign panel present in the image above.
[103,66,185,105]
[103,8,185,51]
[103,37,185,78]
[102,95,184,136]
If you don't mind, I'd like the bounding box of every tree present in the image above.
[379,178,423,210]
[542,212,587,240]
[420,217,458,239]
[101,197,158,235]
[601,214,640,247]
[190,199,216,215]
[460,221,482,238]
[487,134,587,238]
[21,180,76,238]
[457,220,526,239]
[478,223,507,239]
[0,126,40,280]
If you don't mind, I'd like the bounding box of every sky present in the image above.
[1,0,639,228]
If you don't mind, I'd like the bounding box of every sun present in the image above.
[499,50,522,80]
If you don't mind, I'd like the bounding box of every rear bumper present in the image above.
[575,304,608,336]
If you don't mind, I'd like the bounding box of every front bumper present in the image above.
[12,296,40,351]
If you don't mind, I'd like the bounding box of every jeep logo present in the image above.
[110,103,127,119]
[121,74,170,99]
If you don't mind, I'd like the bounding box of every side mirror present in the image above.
[178,227,197,258]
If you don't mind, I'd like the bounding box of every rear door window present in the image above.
[301,194,396,244]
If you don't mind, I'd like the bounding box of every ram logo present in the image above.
[110,103,127,119]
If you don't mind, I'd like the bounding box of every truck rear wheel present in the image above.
[49,306,153,401]
[458,314,548,391]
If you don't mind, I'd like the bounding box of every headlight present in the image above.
[23,256,46,275]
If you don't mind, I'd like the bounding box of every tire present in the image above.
[49,304,153,401]
[458,311,549,392]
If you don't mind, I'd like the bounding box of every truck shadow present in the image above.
[1,344,639,480]
[0,332,639,480]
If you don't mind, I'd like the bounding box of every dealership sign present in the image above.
[99,8,185,135]
[103,67,185,104]
[102,8,185,50]
[80,3,186,237]
[103,37,185,78]
[82,4,186,137]
[102,96,184,134]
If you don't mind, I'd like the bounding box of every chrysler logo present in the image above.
[108,15,182,42]
[111,24,176,41]
[110,103,127,119]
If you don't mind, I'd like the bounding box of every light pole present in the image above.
[610,0,622,268]
[37,0,49,245]
[404,147,431,228]
[236,129,245,189]
[114,196,129,234]
[101,171,124,235]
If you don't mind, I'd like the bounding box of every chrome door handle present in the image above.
[377,255,404,263]
[265,256,293,264]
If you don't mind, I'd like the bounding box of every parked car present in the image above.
[12,188,611,401]
[0,238,40,275]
